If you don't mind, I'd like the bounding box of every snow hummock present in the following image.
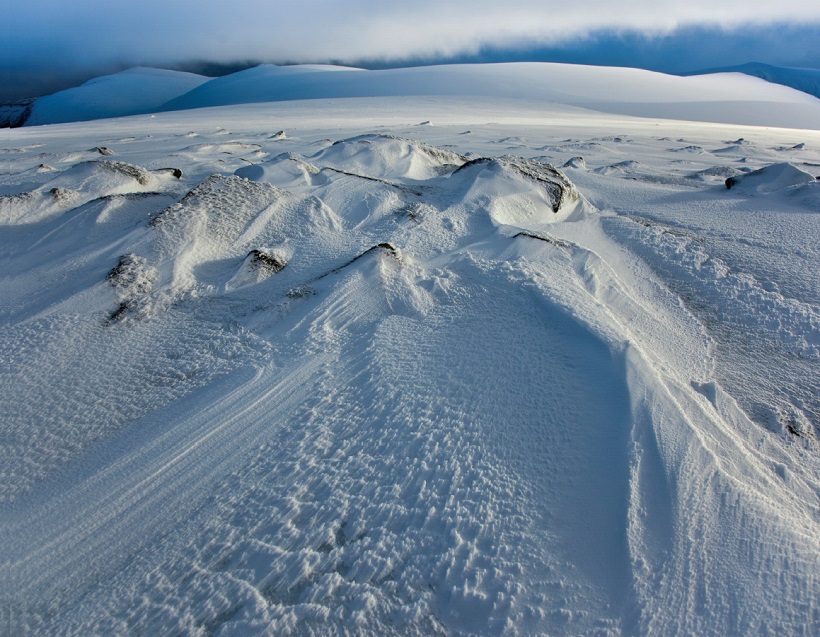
[725,161,817,193]
[2,84,819,636]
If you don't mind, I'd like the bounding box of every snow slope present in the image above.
[157,62,820,129]
[2,92,819,636]
[24,67,209,126]
[20,62,820,130]
[687,62,820,101]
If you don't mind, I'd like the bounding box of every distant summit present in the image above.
[20,67,209,126]
[684,63,820,100]
[13,62,820,129]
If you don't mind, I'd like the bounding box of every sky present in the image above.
[2,1,820,101]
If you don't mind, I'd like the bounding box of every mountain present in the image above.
[159,62,820,129]
[19,62,820,130]
[23,67,209,126]
[685,62,820,100]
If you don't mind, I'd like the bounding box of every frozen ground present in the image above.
[1,89,819,636]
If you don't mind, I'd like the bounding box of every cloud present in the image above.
[3,1,820,100]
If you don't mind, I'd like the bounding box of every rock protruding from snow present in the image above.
[247,248,287,274]
[455,156,580,213]
[563,156,587,169]
[315,134,468,181]
[0,160,178,224]
[226,248,289,291]
[106,254,158,322]
[151,174,285,231]
[0,99,34,128]
[725,162,817,194]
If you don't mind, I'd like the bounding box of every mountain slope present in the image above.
[18,62,820,130]
[686,62,820,100]
[158,63,820,129]
[24,67,209,126]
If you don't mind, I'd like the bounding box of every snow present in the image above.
[688,63,820,100]
[21,62,820,130]
[24,67,209,126]
[725,161,817,193]
[158,63,820,129]
[2,70,819,637]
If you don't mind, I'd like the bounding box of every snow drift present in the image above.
[725,161,817,193]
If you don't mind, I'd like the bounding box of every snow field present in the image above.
[1,97,819,635]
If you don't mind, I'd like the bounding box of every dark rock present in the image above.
[247,249,287,274]
[0,99,34,128]
[154,167,183,179]
[455,156,580,213]
[50,187,76,202]
[106,253,156,295]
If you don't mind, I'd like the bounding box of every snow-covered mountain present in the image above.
[2,70,819,636]
[23,67,209,126]
[19,62,820,129]
[687,62,820,101]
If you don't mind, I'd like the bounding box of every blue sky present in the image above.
[2,1,819,101]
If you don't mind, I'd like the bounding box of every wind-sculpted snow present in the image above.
[0,159,182,224]
[1,101,819,636]
[725,161,817,194]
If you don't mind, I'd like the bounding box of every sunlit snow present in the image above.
[1,65,819,636]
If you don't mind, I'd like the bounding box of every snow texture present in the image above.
[1,69,819,637]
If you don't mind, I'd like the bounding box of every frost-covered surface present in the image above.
[1,95,819,636]
[24,67,209,126]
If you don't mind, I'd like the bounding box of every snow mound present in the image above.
[689,62,820,100]
[233,134,468,191]
[725,162,817,194]
[0,159,181,224]
[235,152,324,189]
[24,68,209,126]
[225,248,288,292]
[689,165,746,181]
[453,156,581,219]
[313,134,467,181]
[562,156,587,169]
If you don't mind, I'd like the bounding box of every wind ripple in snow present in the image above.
[2,123,819,636]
